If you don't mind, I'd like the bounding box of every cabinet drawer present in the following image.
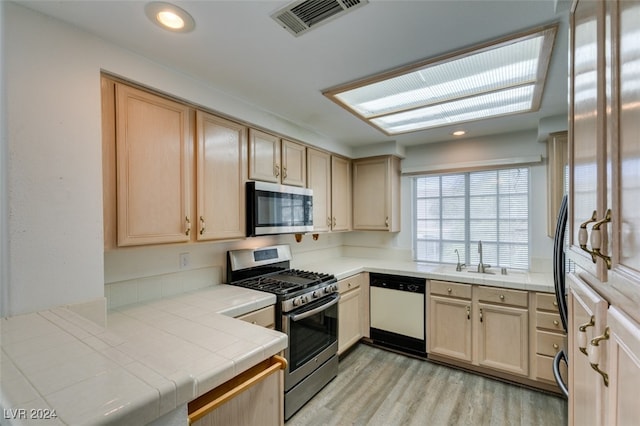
[338,274,363,294]
[536,292,560,312]
[536,330,565,357]
[477,286,528,307]
[430,280,471,299]
[236,306,275,329]
[536,353,567,383]
[537,311,564,332]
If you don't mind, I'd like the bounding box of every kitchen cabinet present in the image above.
[428,280,529,377]
[567,273,608,426]
[476,288,529,376]
[337,273,365,355]
[113,82,192,246]
[196,111,247,241]
[605,306,640,426]
[533,292,567,385]
[352,155,401,232]
[331,155,352,231]
[546,131,568,237]
[569,0,640,292]
[306,148,351,232]
[428,281,472,362]
[567,0,640,423]
[188,355,286,426]
[248,128,306,187]
[236,305,275,329]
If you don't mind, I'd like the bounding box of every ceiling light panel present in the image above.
[325,24,557,135]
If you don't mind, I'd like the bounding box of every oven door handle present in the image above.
[290,294,340,322]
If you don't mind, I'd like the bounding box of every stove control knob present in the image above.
[312,291,320,298]
[293,297,301,307]
[331,284,338,293]
[324,286,331,294]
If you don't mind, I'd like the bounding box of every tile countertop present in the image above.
[294,257,555,293]
[0,285,286,426]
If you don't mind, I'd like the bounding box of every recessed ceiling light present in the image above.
[145,2,195,33]
[323,24,557,136]
[452,130,466,136]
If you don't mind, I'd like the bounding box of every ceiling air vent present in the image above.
[271,0,368,37]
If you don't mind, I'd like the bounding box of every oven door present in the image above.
[282,292,339,391]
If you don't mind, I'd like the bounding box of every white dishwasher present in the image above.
[369,273,426,356]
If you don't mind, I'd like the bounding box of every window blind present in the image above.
[414,167,529,269]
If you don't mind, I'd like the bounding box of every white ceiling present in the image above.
[15,0,570,148]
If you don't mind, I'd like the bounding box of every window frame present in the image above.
[412,166,532,270]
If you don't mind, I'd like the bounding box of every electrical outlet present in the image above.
[179,252,190,269]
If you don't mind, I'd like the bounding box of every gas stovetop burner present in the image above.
[232,269,334,296]
[226,245,337,300]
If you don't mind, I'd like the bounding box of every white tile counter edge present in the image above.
[0,285,286,426]
[294,257,555,293]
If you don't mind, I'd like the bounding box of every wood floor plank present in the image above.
[286,344,567,426]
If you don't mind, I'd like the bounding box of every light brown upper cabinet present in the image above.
[248,128,306,187]
[546,131,568,237]
[196,111,247,241]
[114,82,192,246]
[306,148,351,232]
[352,156,401,232]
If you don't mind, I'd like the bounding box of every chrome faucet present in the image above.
[454,249,466,271]
[477,240,490,273]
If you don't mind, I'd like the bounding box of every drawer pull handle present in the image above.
[553,301,558,307]
[188,355,287,424]
[553,343,559,350]
[466,306,470,320]
[447,288,452,293]
[479,308,483,323]
[578,316,596,356]
[553,320,560,326]
[499,294,505,300]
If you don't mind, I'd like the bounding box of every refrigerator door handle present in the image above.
[553,349,569,397]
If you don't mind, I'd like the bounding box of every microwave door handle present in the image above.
[290,295,340,322]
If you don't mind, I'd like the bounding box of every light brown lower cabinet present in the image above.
[236,305,275,329]
[188,355,286,426]
[338,273,366,355]
[428,280,528,377]
[428,280,575,393]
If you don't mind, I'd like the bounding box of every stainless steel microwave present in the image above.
[246,181,313,236]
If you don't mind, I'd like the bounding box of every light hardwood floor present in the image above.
[286,344,567,426]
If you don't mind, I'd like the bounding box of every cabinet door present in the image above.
[567,273,608,426]
[606,306,640,426]
[281,139,306,187]
[330,155,351,231]
[196,111,247,241]
[248,129,280,183]
[338,287,362,355]
[353,156,399,231]
[307,148,331,232]
[115,83,191,246]
[569,0,608,279]
[353,157,387,230]
[476,303,529,376]
[615,0,640,280]
[428,295,472,362]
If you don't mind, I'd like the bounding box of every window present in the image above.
[414,167,529,269]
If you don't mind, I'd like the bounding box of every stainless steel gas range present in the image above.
[226,245,339,420]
